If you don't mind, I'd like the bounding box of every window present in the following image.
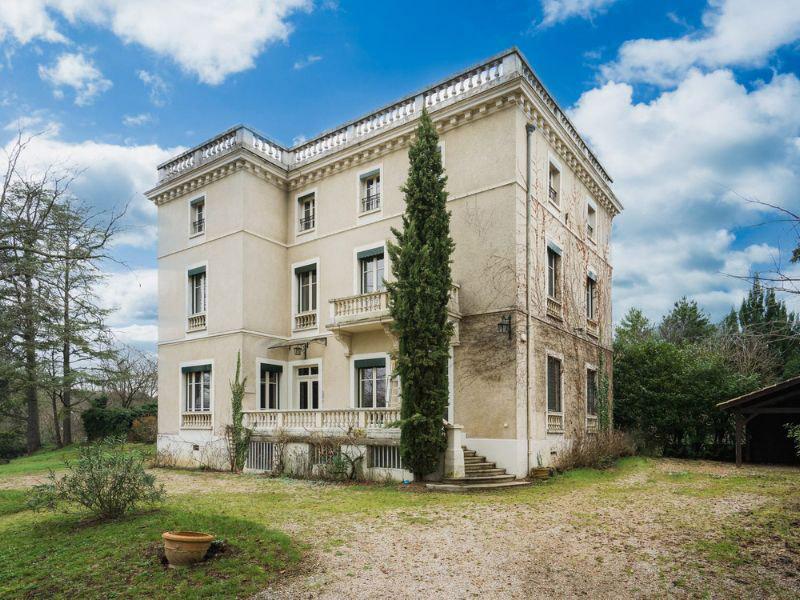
[355,358,387,408]
[298,193,315,232]
[586,275,596,320]
[586,201,597,240]
[369,445,402,469]
[297,365,319,410]
[547,247,561,300]
[190,198,205,235]
[360,171,381,213]
[548,163,560,206]
[296,265,317,313]
[183,366,211,412]
[547,356,562,413]
[358,248,385,293]
[586,369,598,416]
[188,266,206,315]
[260,364,282,410]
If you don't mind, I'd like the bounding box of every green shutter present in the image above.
[587,269,597,282]
[547,240,562,256]
[354,357,386,369]
[190,196,205,206]
[188,265,206,277]
[181,364,211,374]
[294,263,316,275]
[357,246,384,261]
[260,363,283,375]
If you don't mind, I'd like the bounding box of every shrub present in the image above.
[81,402,158,441]
[28,437,164,520]
[129,415,157,444]
[0,429,26,460]
[786,423,800,458]
[554,430,635,472]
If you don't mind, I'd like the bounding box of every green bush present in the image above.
[129,416,157,444]
[28,437,164,520]
[0,429,26,460]
[786,424,800,458]
[81,402,158,441]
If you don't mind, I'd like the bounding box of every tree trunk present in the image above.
[23,271,40,453]
[61,264,72,445]
[51,391,62,448]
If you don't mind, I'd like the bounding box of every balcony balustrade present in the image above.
[547,412,564,434]
[181,412,212,430]
[546,296,562,320]
[242,408,401,436]
[294,311,317,331]
[187,313,206,332]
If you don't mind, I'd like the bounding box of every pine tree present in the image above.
[659,297,715,345]
[387,109,454,478]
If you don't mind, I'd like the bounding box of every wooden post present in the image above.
[735,411,744,467]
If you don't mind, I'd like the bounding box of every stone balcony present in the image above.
[242,408,400,438]
[327,284,461,335]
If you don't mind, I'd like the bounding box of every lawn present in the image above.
[0,448,798,599]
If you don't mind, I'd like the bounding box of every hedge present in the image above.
[81,401,158,442]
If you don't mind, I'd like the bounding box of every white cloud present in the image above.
[0,1,312,84]
[123,113,153,127]
[601,0,800,86]
[293,54,322,70]
[96,269,158,344]
[137,70,169,106]
[570,68,800,322]
[38,52,112,105]
[112,324,158,345]
[539,0,619,27]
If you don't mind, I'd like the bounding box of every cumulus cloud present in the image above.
[38,52,112,105]
[122,113,153,127]
[293,54,322,70]
[136,70,169,106]
[0,1,311,84]
[571,68,800,321]
[539,0,620,27]
[601,0,800,86]
[96,269,159,345]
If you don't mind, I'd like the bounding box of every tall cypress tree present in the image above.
[387,109,454,478]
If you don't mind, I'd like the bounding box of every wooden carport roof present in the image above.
[717,375,800,466]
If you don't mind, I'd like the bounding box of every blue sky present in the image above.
[1,0,799,350]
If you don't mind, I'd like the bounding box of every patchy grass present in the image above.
[0,443,153,479]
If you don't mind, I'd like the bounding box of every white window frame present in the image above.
[255,358,287,411]
[547,154,562,209]
[546,246,561,301]
[178,359,214,429]
[356,164,383,219]
[290,258,320,335]
[352,241,388,295]
[295,188,317,236]
[185,262,208,336]
[288,357,322,410]
[188,195,206,239]
[586,198,598,243]
[349,352,391,409]
[585,363,598,419]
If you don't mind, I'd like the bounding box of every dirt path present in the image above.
[256,460,799,599]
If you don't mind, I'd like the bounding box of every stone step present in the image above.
[464,461,496,469]
[426,480,532,492]
[442,473,516,484]
[464,456,487,464]
[464,467,506,476]
[463,450,477,457]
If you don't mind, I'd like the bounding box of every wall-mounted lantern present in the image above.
[497,315,512,340]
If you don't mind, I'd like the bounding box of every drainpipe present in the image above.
[525,122,536,476]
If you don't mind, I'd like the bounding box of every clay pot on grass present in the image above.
[162,531,214,567]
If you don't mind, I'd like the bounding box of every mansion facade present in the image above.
[147,48,622,481]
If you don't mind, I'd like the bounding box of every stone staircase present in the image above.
[425,446,532,492]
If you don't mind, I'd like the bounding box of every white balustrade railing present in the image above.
[294,311,317,330]
[424,59,503,109]
[243,408,401,433]
[181,412,212,430]
[547,412,564,434]
[546,296,562,319]
[187,313,206,332]
[354,99,416,138]
[293,127,348,163]
[332,291,388,319]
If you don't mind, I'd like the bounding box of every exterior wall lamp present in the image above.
[497,315,512,340]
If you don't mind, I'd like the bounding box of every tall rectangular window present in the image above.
[586,369,597,416]
[587,202,596,240]
[296,266,317,313]
[260,364,282,410]
[184,367,211,412]
[355,358,387,408]
[547,248,560,300]
[360,172,381,213]
[297,366,319,410]
[190,198,205,235]
[548,163,560,206]
[189,267,206,315]
[298,193,315,232]
[586,276,596,320]
[358,249,385,294]
[547,356,562,413]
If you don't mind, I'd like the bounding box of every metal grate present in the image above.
[246,441,275,471]
[369,445,402,470]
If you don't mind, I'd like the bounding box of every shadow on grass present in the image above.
[0,504,302,599]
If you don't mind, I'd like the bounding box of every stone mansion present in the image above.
[147,48,622,481]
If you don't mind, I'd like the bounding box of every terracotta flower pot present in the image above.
[162,531,214,567]
[531,467,550,480]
